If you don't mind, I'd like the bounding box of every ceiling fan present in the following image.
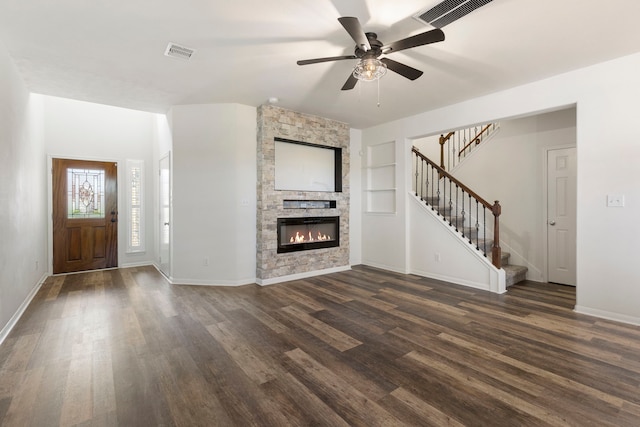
[297,17,445,90]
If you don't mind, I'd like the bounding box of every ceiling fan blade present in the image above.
[382,28,445,54]
[380,58,423,80]
[297,55,357,66]
[338,17,371,51]
[341,73,358,91]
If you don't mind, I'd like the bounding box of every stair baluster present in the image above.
[436,123,499,173]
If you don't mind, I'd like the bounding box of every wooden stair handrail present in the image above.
[412,146,502,269]
[414,147,492,209]
[458,124,492,158]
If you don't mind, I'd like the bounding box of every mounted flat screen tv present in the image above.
[274,137,342,192]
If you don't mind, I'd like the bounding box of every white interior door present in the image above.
[547,147,577,285]
[159,154,171,278]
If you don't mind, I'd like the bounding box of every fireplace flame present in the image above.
[289,230,332,243]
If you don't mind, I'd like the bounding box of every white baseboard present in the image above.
[256,265,351,286]
[120,261,154,269]
[574,305,640,327]
[360,260,408,275]
[169,277,257,287]
[410,268,492,292]
[150,263,256,287]
[0,272,48,347]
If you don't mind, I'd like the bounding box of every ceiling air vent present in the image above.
[415,0,493,28]
[164,42,196,61]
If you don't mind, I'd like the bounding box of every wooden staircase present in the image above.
[413,123,529,287]
[419,183,528,287]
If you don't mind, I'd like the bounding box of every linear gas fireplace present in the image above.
[277,216,339,253]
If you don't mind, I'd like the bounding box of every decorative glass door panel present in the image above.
[67,168,105,218]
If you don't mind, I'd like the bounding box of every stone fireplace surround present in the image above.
[256,105,350,284]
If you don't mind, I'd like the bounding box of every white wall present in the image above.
[361,121,410,273]
[170,103,257,285]
[413,133,440,162]
[0,46,47,340]
[361,51,640,325]
[42,96,158,268]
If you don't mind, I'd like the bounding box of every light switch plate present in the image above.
[607,194,625,207]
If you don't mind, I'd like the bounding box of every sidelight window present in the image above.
[126,159,145,253]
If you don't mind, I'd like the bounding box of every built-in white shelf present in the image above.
[364,142,396,213]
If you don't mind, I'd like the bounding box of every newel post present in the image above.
[491,201,502,269]
[439,134,446,171]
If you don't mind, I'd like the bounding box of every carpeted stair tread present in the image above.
[504,264,528,287]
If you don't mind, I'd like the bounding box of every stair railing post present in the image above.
[439,134,446,171]
[491,201,502,269]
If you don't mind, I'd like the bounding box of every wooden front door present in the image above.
[53,158,118,274]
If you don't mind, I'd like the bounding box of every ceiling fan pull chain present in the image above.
[377,78,381,107]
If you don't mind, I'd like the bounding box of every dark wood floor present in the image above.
[1,266,639,426]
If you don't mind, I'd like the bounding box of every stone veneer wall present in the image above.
[256,105,350,281]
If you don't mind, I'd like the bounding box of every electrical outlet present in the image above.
[435,253,441,262]
[607,194,625,207]
[203,257,210,266]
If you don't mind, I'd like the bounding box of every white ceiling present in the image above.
[2,0,640,129]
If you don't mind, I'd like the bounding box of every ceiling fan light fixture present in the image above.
[353,58,387,82]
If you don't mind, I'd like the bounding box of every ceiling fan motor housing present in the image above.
[355,33,383,58]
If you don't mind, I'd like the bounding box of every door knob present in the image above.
[164,222,170,226]
[548,220,556,226]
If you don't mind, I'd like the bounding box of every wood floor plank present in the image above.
[179,292,225,327]
[279,327,392,403]
[292,278,355,304]
[2,367,44,426]
[405,350,572,427]
[285,347,401,426]
[261,372,351,426]
[0,397,11,425]
[233,298,290,334]
[388,387,466,427]
[270,286,327,313]
[1,333,39,372]
[380,287,468,317]
[111,347,174,426]
[437,331,631,409]
[1,265,639,425]
[45,275,65,301]
[24,360,69,426]
[149,349,234,426]
[206,321,279,384]
[280,304,362,352]
[92,350,116,420]
[59,355,93,426]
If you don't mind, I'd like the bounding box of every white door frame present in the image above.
[541,144,577,285]
[158,152,172,280]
